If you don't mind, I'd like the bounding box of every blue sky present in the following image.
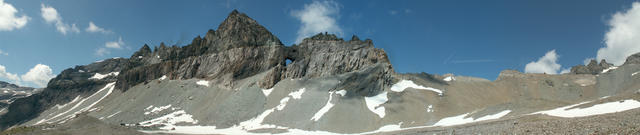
[1,0,640,87]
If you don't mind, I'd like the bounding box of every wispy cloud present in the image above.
[292,0,343,43]
[86,21,112,34]
[40,3,79,35]
[96,37,125,56]
[450,59,496,64]
[389,9,412,15]
[0,0,29,31]
[0,49,8,56]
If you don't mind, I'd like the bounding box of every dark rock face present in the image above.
[624,52,640,65]
[260,32,394,95]
[0,81,37,112]
[0,58,127,130]
[570,59,613,74]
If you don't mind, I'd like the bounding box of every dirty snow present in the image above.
[54,96,81,110]
[365,91,388,118]
[601,66,618,73]
[443,76,455,81]
[276,88,306,110]
[145,104,174,115]
[532,99,640,118]
[262,88,274,97]
[140,110,198,127]
[433,110,511,127]
[290,88,306,99]
[196,80,209,87]
[310,90,345,121]
[390,80,443,95]
[89,72,120,80]
[335,90,347,96]
[159,75,167,80]
[100,111,122,120]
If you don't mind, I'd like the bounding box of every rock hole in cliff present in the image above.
[285,58,293,66]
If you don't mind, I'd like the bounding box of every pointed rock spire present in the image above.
[206,10,282,52]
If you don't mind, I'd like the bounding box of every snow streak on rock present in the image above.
[390,80,443,95]
[432,110,511,127]
[532,99,640,118]
[89,72,119,80]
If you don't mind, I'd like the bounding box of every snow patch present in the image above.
[335,90,347,96]
[632,71,639,76]
[443,76,455,81]
[601,66,618,73]
[140,110,198,127]
[364,91,388,118]
[390,80,443,95]
[433,110,511,127]
[290,88,305,99]
[262,88,274,97]
[532,99,640,118]
[426,105,434,112]
[159,75,167,80]
[196,80,209,87]
[89,72,119,80]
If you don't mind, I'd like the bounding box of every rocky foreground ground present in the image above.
[387,108,640,135]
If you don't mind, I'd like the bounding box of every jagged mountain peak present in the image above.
[624,52,640,65]
[206,10,283,51]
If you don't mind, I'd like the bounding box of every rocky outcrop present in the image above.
[570,59,613,75]
[117,12,393,93]
[0,58,127,130]
[1,10,396,130]
[0,81,37,114]
[624,52,640,65]
[259,32,393,95]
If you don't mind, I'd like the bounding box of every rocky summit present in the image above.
[2,10,640,135]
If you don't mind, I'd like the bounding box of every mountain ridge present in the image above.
[1,10,640,134]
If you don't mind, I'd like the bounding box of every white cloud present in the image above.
[0,0,29,31]
[0,65,20,83]
[524,50,567,74]
[105,37,124,49]
[41,3,79,35]
[95,48,109,56]
[292,0,342,43]
[597,2,640,65]
[86,21,111,34]
[95,37,125,56]
[21,64,55,87]
[389,10,398,15]
[560,68,571,74]
[0,49,8,56]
